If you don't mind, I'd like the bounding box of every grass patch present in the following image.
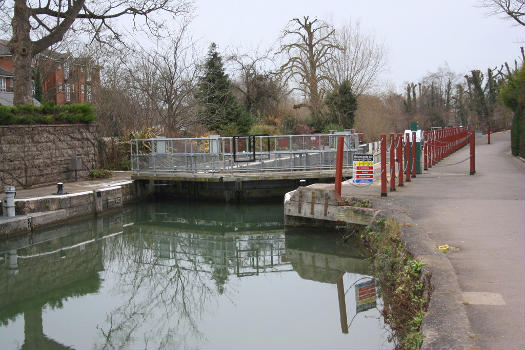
[359,218,431,350]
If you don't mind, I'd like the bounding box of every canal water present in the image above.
[0,201,392,349]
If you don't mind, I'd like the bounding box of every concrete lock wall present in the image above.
[0,124,98,187]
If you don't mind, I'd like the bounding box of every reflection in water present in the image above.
[0,224,104,350]
[285,229,378,335]
[0,201,391,350]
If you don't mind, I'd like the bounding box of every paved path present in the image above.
[379,131,524,349]
[9,171,133,199]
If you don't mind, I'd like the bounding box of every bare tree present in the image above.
[3,0,191,105]
[278,16,340,116]
[228,49,287,118]
[327,21,387,96]
[354,94,393,142]
[480,0,525,26]
[126,25,198,135]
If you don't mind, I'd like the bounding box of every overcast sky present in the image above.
[188,0,523,92]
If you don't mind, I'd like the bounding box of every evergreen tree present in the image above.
[405,84,412,114]
[33,68,42,102]
[485,68,498,120]
[454,84,469,126]
[325,80,358,129]
[465,70,489,127]
[195,43,252,135]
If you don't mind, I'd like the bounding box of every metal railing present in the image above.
[130,133,366,174]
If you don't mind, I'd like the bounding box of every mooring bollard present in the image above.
[397,134,404,187]
[3,186,16,217]
[390,133,396,192]
[57,182,64,195]
[334,136,344,197]
[470,131,476,175]
[380,134,387,197]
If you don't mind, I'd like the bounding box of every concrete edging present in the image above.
[284,188,477,350]
[0,181,136,237]
[370,198,476,350]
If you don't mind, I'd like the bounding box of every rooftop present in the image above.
[0,67,13,77]
[0,40,10,56]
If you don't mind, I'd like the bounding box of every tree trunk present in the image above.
[9,0,34,105]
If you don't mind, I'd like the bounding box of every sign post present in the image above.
[352,153,374,184]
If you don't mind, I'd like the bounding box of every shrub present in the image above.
[0,103,96,125]
[361,219,431,350]
[322,123,344,133]
[294,123,315,135]
[248,123,280,135]
[500,65,525,157]
[88,169,112,179]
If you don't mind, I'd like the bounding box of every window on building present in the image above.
[86,85,92,102]
[64,61,69,79]
[65,83,70,102]
[0,77,6,92]
[58,83,62,92]
[81,84,85,96]
[86,68,91,82]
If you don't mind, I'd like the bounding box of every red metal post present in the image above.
[397,134,404,187]
[429,130,433,167]
[390,133,396,192]
[411,131,416,178]
[434,130,438,163]
[334,136,344,196]
[488,125,491,144]
[405,133,411,182]
[437,130,441,162]
[445,129,448,157]
[381,134,387,197]
[433,130,437,165]
[424,131,428,170]
[437,130,441,161]
[470,131,475,175]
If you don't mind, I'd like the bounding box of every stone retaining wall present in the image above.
[0,124,97,187]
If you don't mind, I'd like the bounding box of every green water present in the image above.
[0,201,392,349]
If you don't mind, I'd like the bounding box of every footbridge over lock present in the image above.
[130,132,381,202]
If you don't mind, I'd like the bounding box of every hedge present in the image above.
[0,103,96,125]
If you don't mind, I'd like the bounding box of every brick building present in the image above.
[38,51,100,105]
[0,39,99,105]
[0,40,14,93]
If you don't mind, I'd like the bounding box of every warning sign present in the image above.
[352,154,374,184]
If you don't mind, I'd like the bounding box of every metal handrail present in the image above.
[130,133,366,174]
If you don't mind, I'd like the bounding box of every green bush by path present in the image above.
[360,219,431,350]
[0,102,96,125]
[499,65,525,157]
[510,112,524,157]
